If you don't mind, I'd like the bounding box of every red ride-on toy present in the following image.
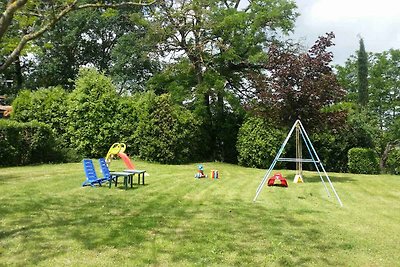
[267,173,288,187]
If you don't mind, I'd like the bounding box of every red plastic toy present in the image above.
[267,173,288,187]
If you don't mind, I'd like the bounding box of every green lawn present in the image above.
[1,160,399,266]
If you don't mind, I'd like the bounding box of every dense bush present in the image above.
[67,68,121,158]
[386,148,400,175]
[0,120,58,166]
[348,148,380,174]
[311,121,374,172]
[236,117,285,169]
[114,93,152,154]
[11,86,69,145]
[134,93,202,164]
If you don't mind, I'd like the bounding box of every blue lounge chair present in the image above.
[98,158,133,190]
[82,159,105,187]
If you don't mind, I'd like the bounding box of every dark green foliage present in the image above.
[311,118,374,172]
[0,120,57,166]
[348,148,379,174]
[336,56,358,103]
[111,31,159,93]
[236,117,285,169]
[215,111,244,164]
[357,38,369,107]
[24,8,144,91]
[146,1,298,160]
[113,95,142,152]
[135,94,202,164]
[10,71,206,164]
[337,49,400,131]
[67,68,120,158]
[11,87,68,145]
[386,148,400,175]
[147,60,197,100]
[336,49,400,170]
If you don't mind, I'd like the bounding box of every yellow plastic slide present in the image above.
[105,143,126,165]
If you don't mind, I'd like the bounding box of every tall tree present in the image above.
[144,0,298,160]
[23,8,157,91]
[337,49,400,131]
[0,0,156,72]
[252,32,346,131]
[336,48,400,170]
[357,38,369,107]
[336,55,358,102]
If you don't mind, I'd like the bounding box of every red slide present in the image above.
[118,152,135,169]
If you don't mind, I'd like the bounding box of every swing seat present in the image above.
[267,173,288,187]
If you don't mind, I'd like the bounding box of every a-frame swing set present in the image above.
[253,120,343,207]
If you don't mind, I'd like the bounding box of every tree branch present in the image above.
[234,0,241,9]
[0,0,157,72]
[76,1,157,10]
[223,1,230,8]
[0,0,28,41]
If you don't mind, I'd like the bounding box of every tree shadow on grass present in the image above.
[302,174,356,183]
[0,173,27,183]
[158,200,351,266]
[0,182,354,266]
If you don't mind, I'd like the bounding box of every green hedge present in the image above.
[11,87,69,146]
[311,121,374,173]
[386,148,400,175]
[134,93,202,164]
[348,148,379,174]
[236,117,285,169]
[66,68,121,158]
[11,70,205,163]
[0,120,58,166]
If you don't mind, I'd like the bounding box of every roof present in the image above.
[0,105,12,117]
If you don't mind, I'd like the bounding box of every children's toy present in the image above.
[118,152,147,185]
[267,173,288,187]
[210,170,219,179]
[253,120,343,207]
[105,143,126,165]
[105,143,147,185]
[294,123,304,183]
[195,164,207,178]
[293,174,303,183]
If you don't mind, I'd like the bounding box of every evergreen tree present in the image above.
[357,38,369,107]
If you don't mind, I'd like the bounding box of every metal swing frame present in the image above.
[253,120,343,207]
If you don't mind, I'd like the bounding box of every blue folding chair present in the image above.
[82,159,105,187]
[98,158,133,190]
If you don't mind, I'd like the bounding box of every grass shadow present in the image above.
[302,173,356,183]
[2,162,398,266]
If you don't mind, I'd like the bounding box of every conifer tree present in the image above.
[357,38,369,107]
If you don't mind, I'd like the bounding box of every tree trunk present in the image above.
[380,140,400,170]
[215,91,225,161]
[15,56,23,89]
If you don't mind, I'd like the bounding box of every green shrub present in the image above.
[113,93,147,154]
[348,148,379,174]
[67,68,121,158]
[236,117,285,169]
[0,120,58,166]
[11,87,68,145]
[311,121,374,172]
[386,148,400,175]
[134,93,202,164]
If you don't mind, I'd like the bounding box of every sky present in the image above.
[290,0,400,65]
